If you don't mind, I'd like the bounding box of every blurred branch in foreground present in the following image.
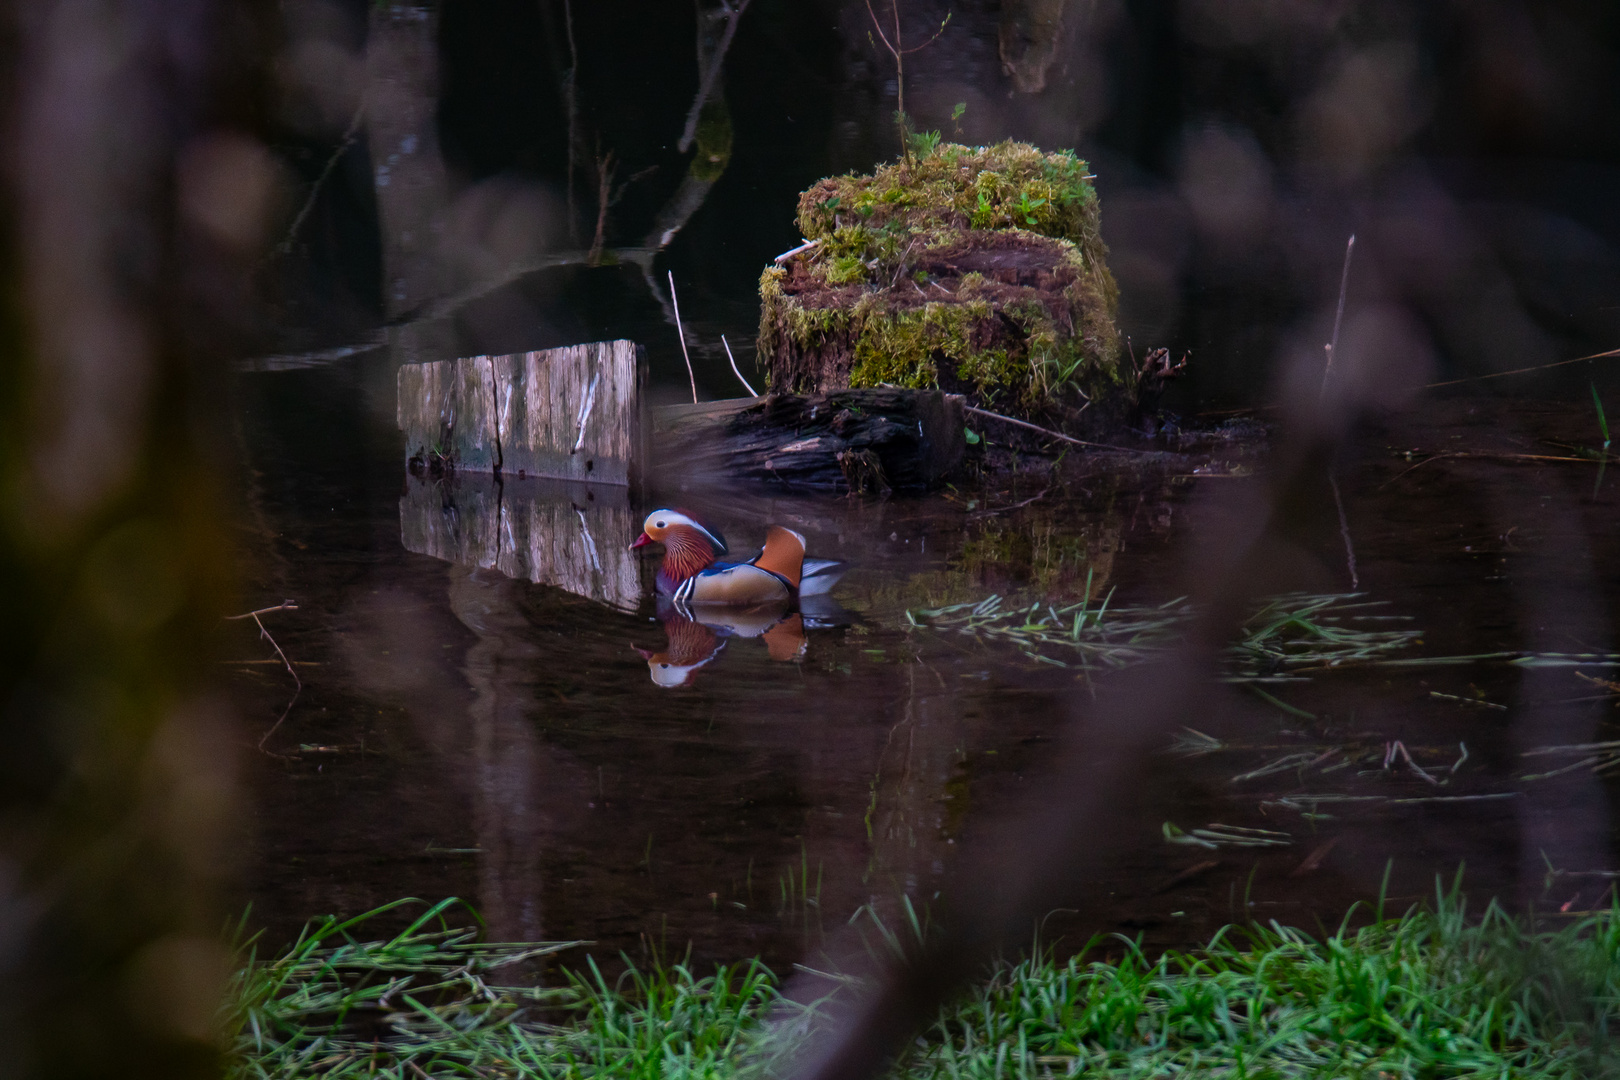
[1,0,278,1075]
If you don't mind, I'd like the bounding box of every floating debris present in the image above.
[1163,821,1292,849]
[1521,740,1620,782]
[1430,690,1508,711]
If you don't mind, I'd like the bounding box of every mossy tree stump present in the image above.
[758,141,1132,438]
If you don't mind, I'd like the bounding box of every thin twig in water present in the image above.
[722,334,758,397]
[226,601,302,751]
[1321,235,1358,586]
[1329,471,1358,589]
[224,601,301,688]
[668,271,698,404]
[1422,344,1620,390]
[1429,690,1507,711]
[1383,739,1441,786]
[1320,234,1355,401]
[1289,837,1340,877]
[1378,450,1603,491]
[964,405,1154,455]
[257,686,303,755]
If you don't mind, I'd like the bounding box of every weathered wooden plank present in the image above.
[650,388,965,492]
[398,339,641,485]
[400,473,644,610]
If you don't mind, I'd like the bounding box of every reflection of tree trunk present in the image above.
[868,664,964,900]
[1501,473,1613,906]
[366,2,449,319]
[448,566,547,944]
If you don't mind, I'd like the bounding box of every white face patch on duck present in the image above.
[642,509,728,555]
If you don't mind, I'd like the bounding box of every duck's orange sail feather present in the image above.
[750,526,806,589]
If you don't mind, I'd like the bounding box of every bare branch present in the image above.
[899,11,950,55]
[774,238,820,263]
[273,97,366,258]
[864,0,898,56]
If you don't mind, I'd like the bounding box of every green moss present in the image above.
[761,142,1128,425]
[848,299,995,391]
[796,141,1102,260]
[825,255,867,285]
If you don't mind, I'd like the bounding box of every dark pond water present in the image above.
[227,349,1620,970]
[234,0,1620,973]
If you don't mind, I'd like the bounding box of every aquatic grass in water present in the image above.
[230,891,1620,1078]
[905,588,1187,672]
[907,589,1424,682]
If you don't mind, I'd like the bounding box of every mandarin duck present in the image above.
[630,509,845,603]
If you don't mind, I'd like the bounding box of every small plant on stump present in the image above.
[865,0,951,165]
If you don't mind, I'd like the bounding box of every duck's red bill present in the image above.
[629,532,653,549]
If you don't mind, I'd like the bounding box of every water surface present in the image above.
[228,366,1620,971]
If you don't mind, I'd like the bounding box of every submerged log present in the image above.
[398,339,643,486]
[651,387,965,493]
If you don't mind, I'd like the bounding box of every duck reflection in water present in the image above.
[637,599,810,688]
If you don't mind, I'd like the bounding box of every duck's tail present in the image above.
[798,558,847,596]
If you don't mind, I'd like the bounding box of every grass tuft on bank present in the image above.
[227,888,1620,1078]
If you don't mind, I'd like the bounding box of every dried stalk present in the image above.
[668,271,698,404]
